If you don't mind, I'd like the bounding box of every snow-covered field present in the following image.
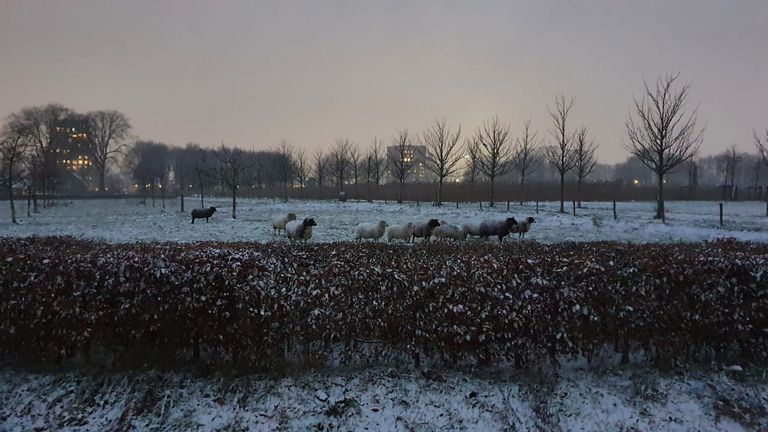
[1,365,764,431]
[1,197,767,243]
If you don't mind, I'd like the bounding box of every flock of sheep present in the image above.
[272,212,535,243]
[192,206,535,243]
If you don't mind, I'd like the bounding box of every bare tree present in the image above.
[388,129,414,203]
[312,148,327,187]
[349,143,361,186]
[476,116,513,207]
[545,95,577,213]
[275,140,294,202]
[86,110,132,192]
[294,148,309,189]
[625,73,704,221]
[573,126,598,208]
[755,129,768,168]
[13,104,73,209]
[328,138,352,192]
[423,119,463,206]
[0,121,30,223]
[513,119,541,205]
[464,136,481,186]
[364,138,385,202]
[214,143,255,219]
[685,159,698,199]
[171,143,202,213]
[192,146,213,207]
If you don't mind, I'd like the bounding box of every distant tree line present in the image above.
[3,73,768,223]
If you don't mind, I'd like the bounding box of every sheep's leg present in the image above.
[191,218,195,224]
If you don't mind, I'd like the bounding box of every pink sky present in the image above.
[1,0,766,163]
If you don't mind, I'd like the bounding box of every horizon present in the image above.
[1,1,766,164]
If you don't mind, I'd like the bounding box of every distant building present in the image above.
[385,144,430,183]
[53,115,95,192]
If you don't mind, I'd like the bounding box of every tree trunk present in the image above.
[8,170,16,224]
[199,179,204,208]
[559,173,565,213]
[161,183,166,209]
[180,191,185,213]
[151,180,156,207]
[98,165,106,193]
[577,178,583,208]
[519,175,525,206]
[398,180,403,204]
[656,171,665,222]
[489,176,495,207]
[232,189,237,219]
[27,186,31,217]
[436,178,443,206]
[283,180,288,202]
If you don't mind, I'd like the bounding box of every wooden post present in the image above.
[536,200,539,214]
[479,201,483,210]
[507,200,510,212]
[613,200,617,220]
[456,201,459,209]
[719,202,723,226]
[572,200,576,216]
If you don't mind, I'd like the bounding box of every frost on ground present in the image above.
[2,198,767,243]
[1,366,765,431]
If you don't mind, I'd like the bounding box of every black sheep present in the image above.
[191,206,218,224]
[411,218,441,242]
[479,217,518,243]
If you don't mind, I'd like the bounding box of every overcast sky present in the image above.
[1,0,766,163]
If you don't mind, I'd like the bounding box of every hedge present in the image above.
[1,236,767,369]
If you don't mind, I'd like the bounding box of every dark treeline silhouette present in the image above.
[3,73,768,224]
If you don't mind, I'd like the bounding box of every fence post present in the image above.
[613,200,617,220]
[507,200,510,212]
[719,202,723,226]
[456,201,459,209]
[572,200,576,216]
[536,200,539,214]
[479,201,483,210]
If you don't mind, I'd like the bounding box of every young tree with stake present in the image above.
[423,119,463,206]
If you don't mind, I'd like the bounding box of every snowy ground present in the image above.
[1,364,765,431]
[1,197,767,243]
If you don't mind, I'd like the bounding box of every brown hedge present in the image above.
[1,236,767,369]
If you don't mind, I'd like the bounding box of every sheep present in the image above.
[286,217,317,242]
[461,221,482,240]
[355,220,388,242]
[479,217,518,243]
[411,219,441,242]
[512,216,536,239]
[433,220,464,241]
[191,206,217,224]
[272,212,297,235]
[387,222,415,243]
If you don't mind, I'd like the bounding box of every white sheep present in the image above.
[511,216,536,239]
[355,220,388,242]
[286,217,317,242]
[387,222,415,243]
[433,220,464,241]
[272,212,297,234]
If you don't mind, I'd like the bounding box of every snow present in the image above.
[2,198,767,243]
[0,365,764,431]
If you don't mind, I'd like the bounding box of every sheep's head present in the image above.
[303,217,317,227]
[505,217,518,228]
[378,220,388,228]
[525,216,535,224]
[427,219,440,228]
[287,213,297,221]
[405,222,414,229]
[209,207,218,213]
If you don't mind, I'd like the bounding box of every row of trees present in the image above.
[3,74,768,222]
